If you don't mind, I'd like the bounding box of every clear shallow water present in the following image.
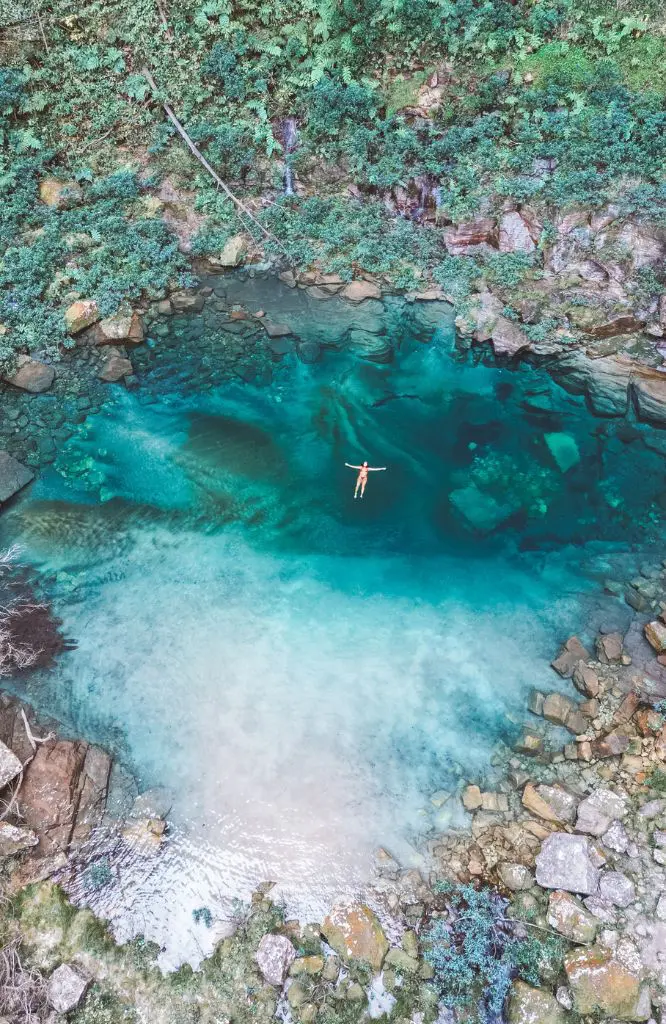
[2,282,665,966]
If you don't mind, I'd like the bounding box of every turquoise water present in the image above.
[2,280,664,965]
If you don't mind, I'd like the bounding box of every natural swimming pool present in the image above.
[2,275,664,966]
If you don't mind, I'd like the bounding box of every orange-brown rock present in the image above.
[20,740,87,856]
[564,945,648,1019]
[321,901,388,970]
[65,299,100,335]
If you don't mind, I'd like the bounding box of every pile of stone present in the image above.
[422,574,666,1024]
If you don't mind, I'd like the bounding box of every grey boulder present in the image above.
[599,871,635,908]
[0,740,22,791]
[535,833,600,895]
[255,933,296,986]
[47,964,89,1013]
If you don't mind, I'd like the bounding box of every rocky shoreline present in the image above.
[0,547,664,1023]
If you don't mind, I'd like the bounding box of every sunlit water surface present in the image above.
[3,281,665,966]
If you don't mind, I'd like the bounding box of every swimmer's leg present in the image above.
[360,478,367,498]
[354,476,361,499]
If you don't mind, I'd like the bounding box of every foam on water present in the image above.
[2,291,662,966]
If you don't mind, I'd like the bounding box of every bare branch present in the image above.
[141,68,289,254]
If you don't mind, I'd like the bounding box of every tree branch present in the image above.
[141,68,288,254]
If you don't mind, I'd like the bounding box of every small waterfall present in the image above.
[282,117,298,197]
[413,176,433,222]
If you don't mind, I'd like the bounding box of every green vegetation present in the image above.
[424,883,563,1023]
[0,0,665,368]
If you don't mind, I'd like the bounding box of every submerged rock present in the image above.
[347,329,393,363]
[0,452,34,504]
[255,933,296,986]
[121,817,166,853]
[449,483,515,533]
[544,432,580,473]
[321,901,388,970]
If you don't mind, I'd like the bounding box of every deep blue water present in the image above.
[1,279,663,965]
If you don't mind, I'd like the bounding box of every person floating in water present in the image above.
[345,460,387,499]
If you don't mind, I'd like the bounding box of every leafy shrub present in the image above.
[424,882,563,1024]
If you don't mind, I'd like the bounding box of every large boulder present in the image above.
[341,281,382,303]
[47,964,89,1013]
[497,863,534,891]
[499,212,537,253]
[564,944,650,1020]
[321,901,388,970]
[3,356,55,393]
[491,316,531,357]
[218,234,247,267]
[575,788,628,837]
[98,354,133,383]
[20,740,87,855]
[0,452,34,504]
[544,433,580,474]
[507,980,565,1024]
[97,311,144,345]
[535,833,600,894]
[632,373,666,427]
[551,636,590,678]
[255,933,296,986]
[551,353,632,417]
[547,890,598,943]
[65,299,100,334]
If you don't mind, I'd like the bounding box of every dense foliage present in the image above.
[0,0,665,365]
[424,883,563,1024]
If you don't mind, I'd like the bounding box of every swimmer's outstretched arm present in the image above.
[345,463,362,469]
[368,466,387,471]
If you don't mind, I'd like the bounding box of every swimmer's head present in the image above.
[363,461,368,467]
